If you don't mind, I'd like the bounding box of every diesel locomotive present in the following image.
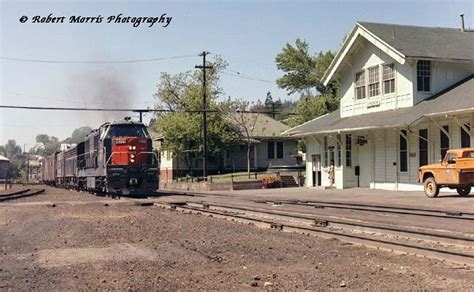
[42,119,159,196]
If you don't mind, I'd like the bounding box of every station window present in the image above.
[440,126,450,159]
[368,66,380,97]
[355,71,366,99]
[383,63,395,94]
[419,129,428,167]
[276,141,284,159]
[399,130,408,172]
[461,124,471,148]
[345,134,352,167]
[267,141,275,159]
[417,60,431,92]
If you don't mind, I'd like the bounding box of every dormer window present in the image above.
[355,71,366,99]
[368,66,380,97]
[417,60,431,92]
[383,64,395,94]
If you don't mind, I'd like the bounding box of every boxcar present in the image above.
[42,153,57,185]
[56,151,65,186]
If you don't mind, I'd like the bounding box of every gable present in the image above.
[322,24,405,86]
[323,22,474,86]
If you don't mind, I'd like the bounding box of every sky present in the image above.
[0,0,473,150]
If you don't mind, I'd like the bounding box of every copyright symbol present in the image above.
[20,16,28,23]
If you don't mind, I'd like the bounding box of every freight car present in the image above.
[42,118,159,196]
[42,153,57,185]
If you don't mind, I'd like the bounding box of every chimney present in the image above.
[460,14,465,32]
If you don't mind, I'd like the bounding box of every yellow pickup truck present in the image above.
[419,148,474,198]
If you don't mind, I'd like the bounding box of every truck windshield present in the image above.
[107,125,150,138]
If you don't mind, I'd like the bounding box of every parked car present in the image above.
[418,148,474,198]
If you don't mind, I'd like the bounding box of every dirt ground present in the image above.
[1,187,473,290]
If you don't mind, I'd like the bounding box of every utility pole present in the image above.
[133,110,149,123]
[24,144,29,183]
[195,51,213,179]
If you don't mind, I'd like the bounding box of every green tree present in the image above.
[152,56,240,175]
[275,38,336,96]
[287,94,339,127]
[1,140,23,160]
[275,38,339,126]
[225,99,262,176]
[42,136,60,156]
[69,126,92,144]
[35,134,50,145]
[0,140,25,180]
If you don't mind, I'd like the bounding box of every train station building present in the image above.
[283,21,474,191]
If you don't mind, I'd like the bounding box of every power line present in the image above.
[0,54,197,64]
[0,104,295,115]
[221,69,274,83]
[0,105,200,113]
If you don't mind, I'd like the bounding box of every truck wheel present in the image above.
[456,186,471,197]
[424,177,439,198]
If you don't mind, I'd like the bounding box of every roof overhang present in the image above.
[289,107,474,138]
[322,22,406,86]
[286,123,409,138]
[405,56,474,64]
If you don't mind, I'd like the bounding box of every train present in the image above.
[42,118,159,196]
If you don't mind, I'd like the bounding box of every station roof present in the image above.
[228,113,291,139]
[322,21,474,85]
[283,74,474,137]
[358,22,474,62]
[0,155,9,162]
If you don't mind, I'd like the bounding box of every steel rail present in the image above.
[294,199,474,216]
[0,189,45,202]
[196,202,474,242]
[169,203,474,261]
[277,200,474,220]
[0,188,30,197]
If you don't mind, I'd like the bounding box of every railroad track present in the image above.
[255,199,474,221]
[156,201,474,267]
[0,188,45,202]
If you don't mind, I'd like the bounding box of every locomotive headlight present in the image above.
[132,146,136,150]
[130,159,135,163]
[128,146,133,150]
[130,154,135,158]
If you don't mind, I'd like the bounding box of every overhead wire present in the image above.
[0,54,197,64]
[0,104,290,115]
[221,69,274,83]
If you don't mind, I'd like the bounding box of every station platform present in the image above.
[203,187,474,213]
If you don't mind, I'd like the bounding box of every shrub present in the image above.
[261,175,282,188]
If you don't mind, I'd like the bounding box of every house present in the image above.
[0,155,10,183]
[283,21,474,191]
[153,113,299,182]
